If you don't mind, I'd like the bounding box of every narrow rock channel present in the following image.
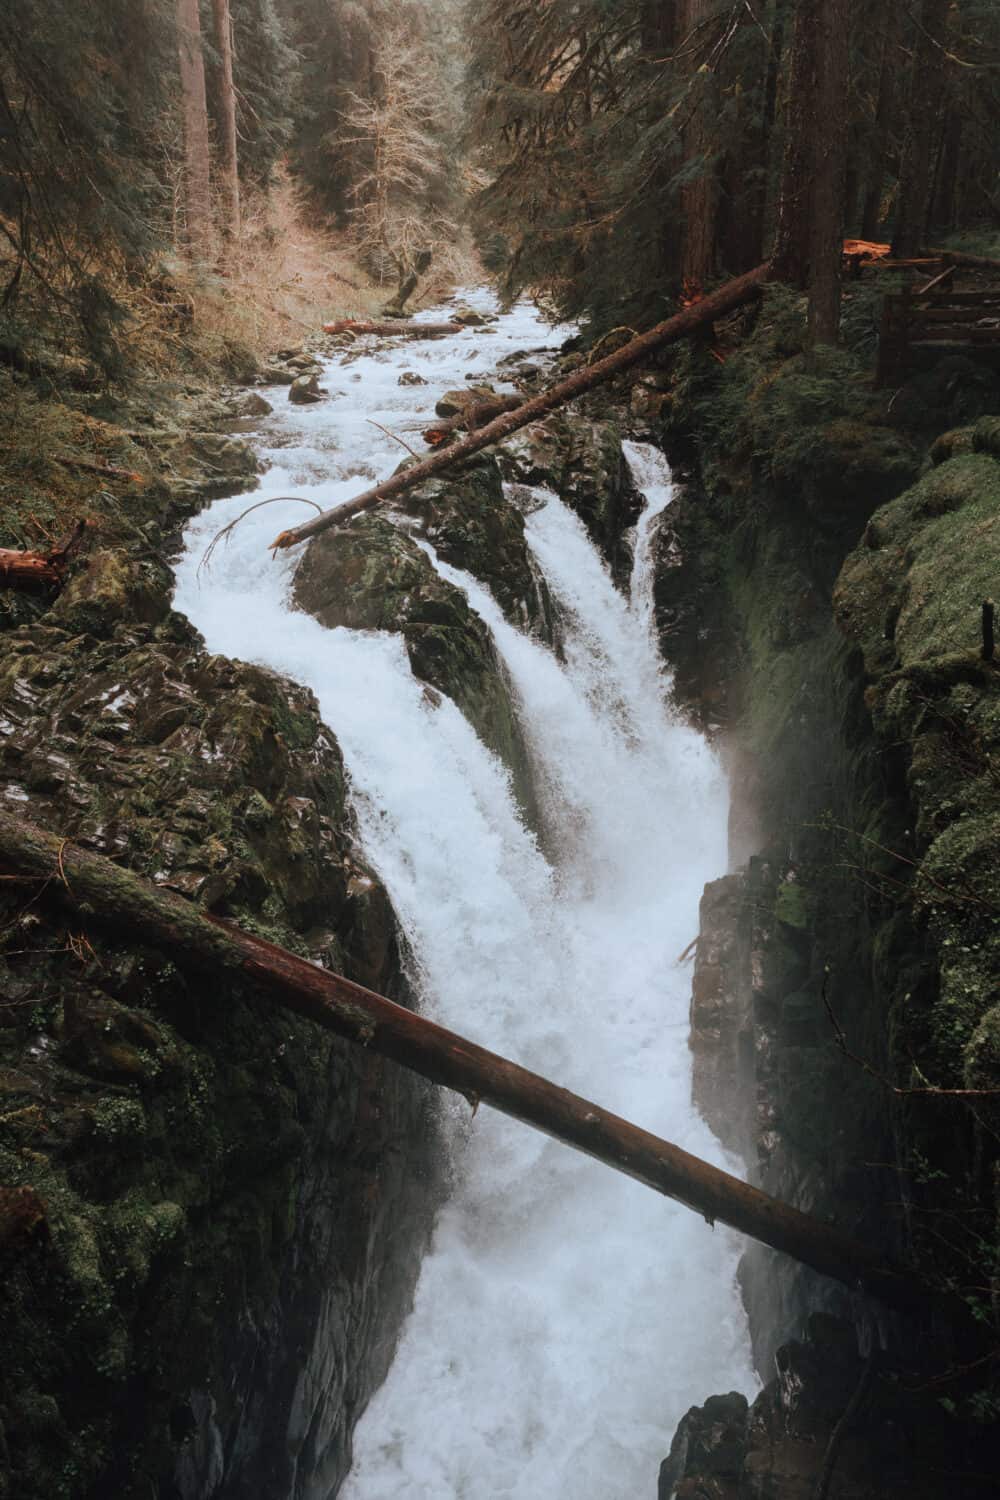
[173,291,756,1497]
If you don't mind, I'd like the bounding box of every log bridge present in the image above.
[0,807,937,1318]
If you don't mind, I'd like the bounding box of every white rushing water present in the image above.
[173,291,755,1499]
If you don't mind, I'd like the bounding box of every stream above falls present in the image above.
[173,291,756,1498]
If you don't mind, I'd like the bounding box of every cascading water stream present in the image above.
[172,292,755,1498]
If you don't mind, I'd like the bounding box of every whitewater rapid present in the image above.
[173,291,755,1498]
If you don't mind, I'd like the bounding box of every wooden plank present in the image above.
[913,307,1000,325]
[915,264,957,297]
[911,291,1000,306]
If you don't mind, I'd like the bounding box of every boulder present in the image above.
[293,513,539,820]
[434,384,496,419]
[453,306,487,327]
[289,372,326,405]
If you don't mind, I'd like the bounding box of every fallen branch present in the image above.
[323,318,464,338]
[422,395,523,446]
[929,247,1000,272]
[199,496,321,576]
[52,454,144,484]
[0,519,88,594]
[0,805,928,1313]
[274,262,771,550]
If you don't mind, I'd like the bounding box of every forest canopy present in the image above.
[0,0,998,371]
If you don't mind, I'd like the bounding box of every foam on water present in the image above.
[172,291,755,1499]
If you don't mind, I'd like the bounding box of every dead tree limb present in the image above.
[929,248,1000,272]
[422,395,524,446]
[275,263,772,550]
[0,806,926,1313]
[0,519,88,594]
[323,319,464,338]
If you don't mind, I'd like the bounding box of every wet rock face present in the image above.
[292,507,539,824]
[499,412,643,584]
[397,455,551,635]
[660,1314,995,1500]
[0,603,433,1499]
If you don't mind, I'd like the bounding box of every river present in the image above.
[173,291,755,1498]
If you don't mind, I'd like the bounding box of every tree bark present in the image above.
[807,0,851,343]
[679,0,718,292]
[859,4,902,242]
[176,0,213,259]
[772,0,822,288]
[323,319,464,338]
[892,0,950,257]
[423,396,524,446]
[211,0,240,241]
[277,262,771,549]
[0,807,926,1313]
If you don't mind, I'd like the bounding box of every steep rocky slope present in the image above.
[646,308,1000,1496]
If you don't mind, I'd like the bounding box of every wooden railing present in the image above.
[876,269,1000,385]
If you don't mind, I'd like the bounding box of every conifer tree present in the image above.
[212,0,241,240]
[176,0,213,257]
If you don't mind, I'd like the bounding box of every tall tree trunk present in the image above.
[176,0,212,258]
[892,0,950,257]
[212,0,240,241]
[772,0,822,288]
[807,0,851,342]
[859,4,902,241]
[680,0,718,292]
[930,107,962,235]
[640,0,679,52]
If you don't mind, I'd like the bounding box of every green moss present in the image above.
[775,879,809,929]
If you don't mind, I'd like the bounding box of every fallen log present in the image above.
[323,318,464,338]
[275,262,772,549]
[930,248,1000,272]
[0,519,88,594]
[0,805,925,1314]
[423,395,524,446]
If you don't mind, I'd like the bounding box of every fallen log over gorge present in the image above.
[323,318,464,338]
[273,262,772,549]
[0,806,925,1314]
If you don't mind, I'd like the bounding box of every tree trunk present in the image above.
[892,0,950,257]
[930,108,962,236]
[323,319,464,338]
[772,0,822,288]
[807,0,851,343]
[679,0,718,292]
[859,5,902,241]
[276,262,771,550]
[176,0,212,259]
[0,807,927,1313]
[211,0,240,241]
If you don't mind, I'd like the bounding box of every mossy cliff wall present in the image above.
[645,305,1000,1495]
[0,397,435,1500]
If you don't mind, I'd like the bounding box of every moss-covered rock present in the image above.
[498,413,642,582]
[396,454,551,634]
[0,601,432,1500]
[292,513,538,819]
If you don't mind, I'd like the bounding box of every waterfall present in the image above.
[173,293,755,1499]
